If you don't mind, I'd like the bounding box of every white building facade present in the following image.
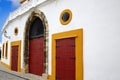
[1,0,120,80]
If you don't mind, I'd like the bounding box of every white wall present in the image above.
[2,0,120,79]
[79,0,120,80]
[40,0,120,79]
[1,12,30,68]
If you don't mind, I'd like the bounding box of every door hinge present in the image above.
[56,56,60,59]
[56,76,60,79]
[70,45,75,47]
[56,46,60,48]
[70,57,76,60]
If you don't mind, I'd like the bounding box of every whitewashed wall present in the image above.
[78,0,120,80]
[34,0,120,79]
[2,0,120,80]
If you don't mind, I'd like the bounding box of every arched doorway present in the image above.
[23,10,48,76]
[29,17,44,76]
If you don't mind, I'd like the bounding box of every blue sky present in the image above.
[0,0,20,42]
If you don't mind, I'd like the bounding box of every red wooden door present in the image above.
[29,37,44,76]
[56,38,75,80]
[11,46,18,71]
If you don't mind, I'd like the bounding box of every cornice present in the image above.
[1,0,54,33]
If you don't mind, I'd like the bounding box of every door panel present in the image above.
[56,37,75,80]
[11,46,18,71]
[29,37,44,76]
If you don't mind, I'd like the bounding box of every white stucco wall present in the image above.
[1,0,120,79]
[80,0,120,80]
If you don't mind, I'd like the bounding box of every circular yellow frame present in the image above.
[14,27,18,36]
[60,9,72,25]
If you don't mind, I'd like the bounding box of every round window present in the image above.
[14,27,18,36]
[60,9,72,25]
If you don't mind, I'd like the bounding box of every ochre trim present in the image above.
[48,75,52,80]
[51,29,83,80]
[60,9,72,25]
[0,61,11,70]
[10,40,21,72]
[5,41,8,59]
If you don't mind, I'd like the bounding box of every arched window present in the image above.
[29,18,44,39]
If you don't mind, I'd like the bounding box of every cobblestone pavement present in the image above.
[0,62,47,80]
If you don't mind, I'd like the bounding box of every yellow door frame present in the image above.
[51,29,83,80]
[10,40,21,72]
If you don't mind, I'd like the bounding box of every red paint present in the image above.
[11,46,18,71]
[29,37,44,76]
[56,38,76,80]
